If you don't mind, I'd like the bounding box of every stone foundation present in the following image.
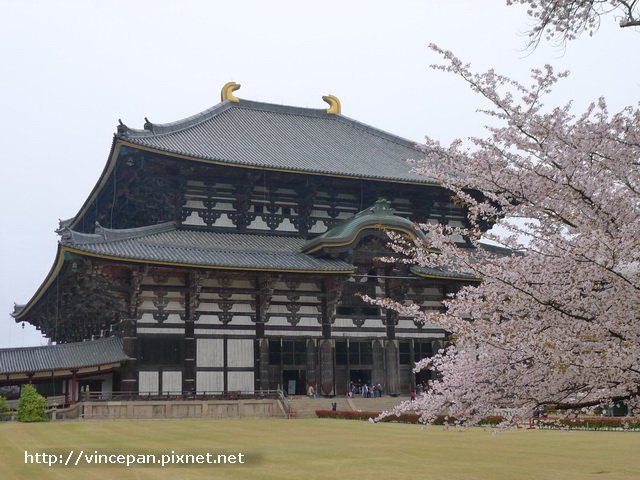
[82,399,281,419]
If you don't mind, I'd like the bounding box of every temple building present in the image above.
[7,83,477,399]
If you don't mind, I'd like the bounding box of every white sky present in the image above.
[1,0,638,348]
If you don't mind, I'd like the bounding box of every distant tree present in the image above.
[507,0,640,46]
[0,396,10,421]
[17,385,48,422]
[370,45,640,427]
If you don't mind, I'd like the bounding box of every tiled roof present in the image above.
[0,337,129,375]
[303,199,426,254]
[61,222,354,273]
[117,99,432,184]
[410,265,480,282]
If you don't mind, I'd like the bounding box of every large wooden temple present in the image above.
[8,83,476,398]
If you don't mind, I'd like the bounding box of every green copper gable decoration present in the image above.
[302,199,427,255]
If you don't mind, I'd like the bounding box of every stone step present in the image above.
[287,396,352,418]
[348,396,408,413]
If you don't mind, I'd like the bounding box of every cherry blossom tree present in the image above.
[507,0,640,47]
[371,45,640,426]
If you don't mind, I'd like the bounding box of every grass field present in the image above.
[1,418,639,480]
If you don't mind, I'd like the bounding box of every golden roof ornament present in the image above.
[322,94,341,115]
[221,81,241,103]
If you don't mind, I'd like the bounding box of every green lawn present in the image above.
[1,418,639,480]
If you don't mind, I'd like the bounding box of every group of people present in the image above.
[348,381,383,398]
[410,381,429,401]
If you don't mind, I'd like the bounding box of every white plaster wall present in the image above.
[139,371,159,394]
[227,315,254,325]
[184,198,205,208]
[101,375,112,397]
[183,211,207,226]
[138,313,158,324]
[276,218,296,232]
[137,327,185,334]
[268,305,318,315]
[247,216,270,229]
[267,317,320,327]
[213,213,234,228]
[162,371,182,394]
[333,318,384,328]
[309,221,326,233]
[195,329,256,336]
[196,371,224,393]
[396,331,446,339]
[196,338,224,367]
[227,372,254,392]
[227,339,254,368]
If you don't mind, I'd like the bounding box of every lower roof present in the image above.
[61,222,354,273]
[0,337,129,375]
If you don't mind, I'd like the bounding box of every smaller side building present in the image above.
[0,337,129,404]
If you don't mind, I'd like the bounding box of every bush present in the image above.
[537,417,640,431]
[0,396,10,421]
[316,410,640,431]
[315,410,454,424]
[17,385,48,423]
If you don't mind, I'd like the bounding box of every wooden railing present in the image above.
[5,395,66,409]
[80,389,281,402]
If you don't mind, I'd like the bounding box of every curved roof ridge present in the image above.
[118,98,419,150]
[0,335,121,353]
[118,101,235,138]
[61,221,176,245]
[0,336,131,375]
[302,199,426,254]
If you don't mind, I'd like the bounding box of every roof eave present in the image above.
[12,244,67,322]
[61,246,356,275]
[117,140,439,186]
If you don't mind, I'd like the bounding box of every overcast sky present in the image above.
[1,0,638,348]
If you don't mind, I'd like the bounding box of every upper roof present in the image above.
[60,222,354,273]
[0,337,129,375]
[116,97,433,184]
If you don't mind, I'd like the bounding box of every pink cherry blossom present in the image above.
[506,0,640,47]
[371,45,640,427]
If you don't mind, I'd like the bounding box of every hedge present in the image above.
[315,410,640,430]
[315,410,451,424]
[537,417,640,431]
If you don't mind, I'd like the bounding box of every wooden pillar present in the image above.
[371,339,385,389]
[409,339,416,392]
[384,272,398,341]
[70,370,78,404]
[317,276,343,396]
[384,340,400,396]
[257,339,270,391]
[120,318,138,393]
[383,270,402,395]
[184,319,195,394]
[318,339,335,396]
[183,271,202,394]
[306,339,317,390]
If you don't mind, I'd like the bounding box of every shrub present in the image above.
[315,410,454,424]
[537,417,640,431]
[17,385,48,422]
[0,396,10,421]
[316,410,640,431]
